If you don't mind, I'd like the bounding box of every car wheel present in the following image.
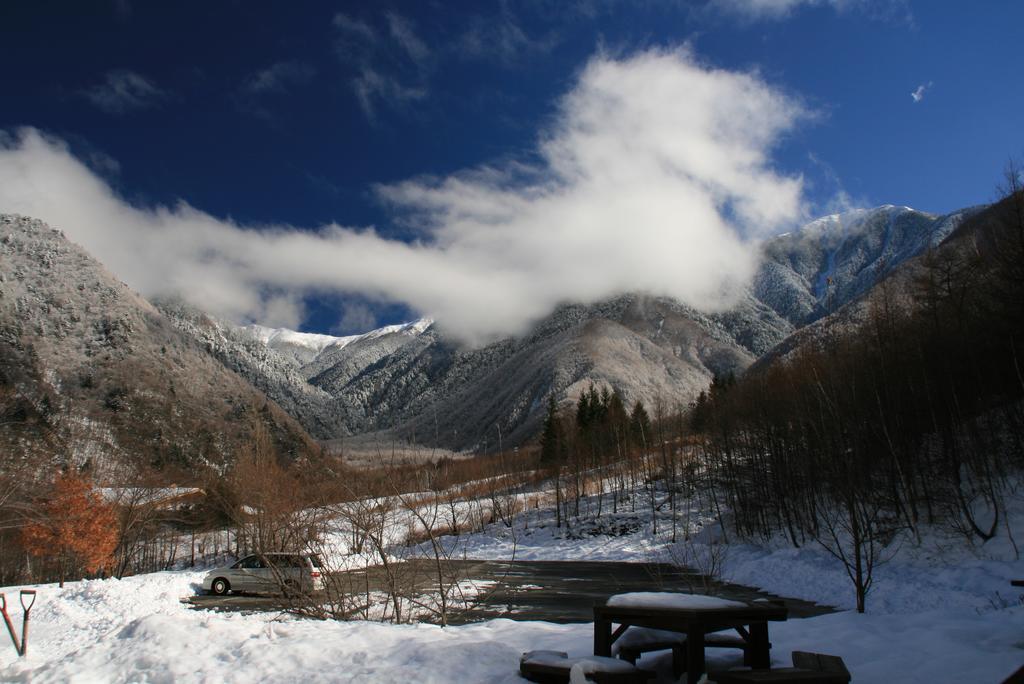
[210,578,230,595]
[282,579,303,598]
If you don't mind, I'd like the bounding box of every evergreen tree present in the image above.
[539,394,564,464]
[630,400,651,448]
[690,389,710,432]
[575,388,592,433]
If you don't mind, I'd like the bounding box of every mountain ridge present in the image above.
[3,203,975,461]
[0,214,322,479]
[190,203,971,454]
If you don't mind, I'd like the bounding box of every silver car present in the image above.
[202,552,324,596]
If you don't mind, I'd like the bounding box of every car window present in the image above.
[238,555,263,569]
[266,555,294,569]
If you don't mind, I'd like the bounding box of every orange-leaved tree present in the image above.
[21,472,118,587]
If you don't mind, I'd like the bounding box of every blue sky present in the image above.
[1,1,1021,337]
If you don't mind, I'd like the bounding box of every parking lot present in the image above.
[185,559,833,623]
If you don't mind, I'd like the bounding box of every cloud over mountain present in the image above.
[0,48,807,343]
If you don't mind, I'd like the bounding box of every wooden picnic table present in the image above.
[593,596,789,684]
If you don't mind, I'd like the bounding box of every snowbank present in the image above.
[3,486,1023,682]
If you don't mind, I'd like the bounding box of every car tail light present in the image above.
[310,571,321,578]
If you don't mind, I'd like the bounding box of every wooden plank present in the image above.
[686,625,706,684]
[748,622,771,669]
[792,651,850,676]
[594,614,613,657]
[714,669,849,683]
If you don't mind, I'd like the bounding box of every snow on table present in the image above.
[607,592,748,610]
[614,627,686,650]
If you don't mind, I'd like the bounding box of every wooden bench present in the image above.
[520,650,655,683]
[712,651,851,684]
[614,627,760,679]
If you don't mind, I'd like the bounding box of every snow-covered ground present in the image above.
[2,485,1022,682]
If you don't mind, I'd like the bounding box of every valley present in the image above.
[2,4,1022,680]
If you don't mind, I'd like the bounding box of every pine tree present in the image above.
[630,400,651,449]
[539,394,564,464]
[575,387,592,433]
[690,390,710,432]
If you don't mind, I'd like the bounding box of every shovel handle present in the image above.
[20,590,36,614]
[19,590,34,657]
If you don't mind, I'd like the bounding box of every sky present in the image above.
[0,1,1021,341]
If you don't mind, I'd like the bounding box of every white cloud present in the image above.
[240,61,315,95]
[711,0,909,21]
[333,11,430,121]
[713,0,815,18]
[456,8,559,66]
[352,68,427,120]
[910,81,932,103]
[385,12,430,64]
[333,13,376,43]
[82,69,167,114]
[0,48,807,343]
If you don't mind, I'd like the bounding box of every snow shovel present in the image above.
[19,590,35,656]
[0,592,21,656]
[0,590,36,657]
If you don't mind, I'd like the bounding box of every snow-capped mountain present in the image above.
[753,204,974,325]
[2,204,975,459]
[156,300,348,440]
[246,319,433,369]
[155,306,436,440]
[0,214,321,476]
[245,326,349,366]
[194,203,967,454]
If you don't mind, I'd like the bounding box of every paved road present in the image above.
[186,559,832,623]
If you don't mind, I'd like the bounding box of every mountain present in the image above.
[753,204,973,326]
[155,305,435,440]
[752,204,985,369]
[245,326,349,367]
[247,320,433,369]
[206,204,972,454]
[0,214,321,479]
[4,204,973,463]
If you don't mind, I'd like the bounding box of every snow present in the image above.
[615,627,686,650]
[607,593,748,610]
[3,568,1020,683]
[2,485,1023,682]
[247,325,348,354]
[521,650,639,674]
[247,318,433,359]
